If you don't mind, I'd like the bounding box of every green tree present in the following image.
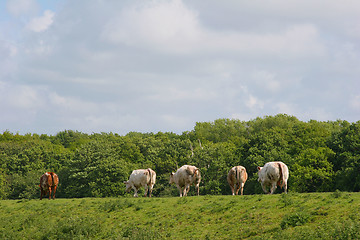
[291,147,335,192]
[329,122,360,191]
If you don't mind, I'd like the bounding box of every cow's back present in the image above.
[129,169,148,186]
[40,173,49,189]
[40,172,59,189]
[174,165,196,186]
[49,172,59,187]
[228,166,247,184]
[174,166,188,187]
[259,162,288,183]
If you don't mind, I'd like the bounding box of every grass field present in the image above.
[1,191,359,239]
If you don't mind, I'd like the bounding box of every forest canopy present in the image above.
[0,114,359,199]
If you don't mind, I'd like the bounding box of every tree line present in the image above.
[0,114,359,199]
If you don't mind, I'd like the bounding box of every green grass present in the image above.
[1,192,360,239]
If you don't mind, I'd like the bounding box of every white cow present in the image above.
[169,165,201,197]
[124,168,156,197]
[227,166,248,195]
[257,161,289,194]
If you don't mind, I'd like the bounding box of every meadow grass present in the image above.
[0,192,359,239]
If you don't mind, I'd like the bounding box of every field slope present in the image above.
[1,192,359,239]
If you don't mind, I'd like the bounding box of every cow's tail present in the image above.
[277,163,285,188]
[235,166,240,185]
[49,172,55,187]
[194,168,200,177]
[147,168,154,185]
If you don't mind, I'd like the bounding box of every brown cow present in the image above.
[39,172,59,200]
[227,166,248,195]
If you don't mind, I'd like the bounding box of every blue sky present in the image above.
[1,0,360,135]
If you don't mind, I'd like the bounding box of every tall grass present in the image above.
[0,192,359,239]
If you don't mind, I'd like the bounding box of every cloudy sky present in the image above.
[1,0,359,135]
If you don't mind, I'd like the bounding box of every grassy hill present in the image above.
[1,192,359,239]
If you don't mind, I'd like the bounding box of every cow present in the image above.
[124,168,156,197]
[257,161,289,194]
[39,172,59,200]
[227,166,248,195]
[169,165,201,197]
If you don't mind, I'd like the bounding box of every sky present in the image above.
[1,0,359,135]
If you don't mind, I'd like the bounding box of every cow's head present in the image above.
[169,172,175,184]
[123,181,131,192]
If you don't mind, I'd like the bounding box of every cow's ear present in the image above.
[257,166,261,171]
[123,181,128,184]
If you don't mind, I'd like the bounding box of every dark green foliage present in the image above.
[329,121,360,191]
[0,114,359,198]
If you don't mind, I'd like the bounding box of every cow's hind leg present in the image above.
[52,186,57,199]
[48,187,52,200]
[144,184,148,197]
[229,184,235,195]
[235,183,241,195]
[183,185,189,197]
[239,182,245,195]
[148,184,153,197]
[176,185,183,197]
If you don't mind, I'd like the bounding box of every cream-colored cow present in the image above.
[169,165,201,197]
[257,161,289,194]
[124,168,156,197]
[227,166,248,195]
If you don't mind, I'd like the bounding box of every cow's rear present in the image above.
[169,165,201,197]
[257,162,289,194]
[124,168,156,197]
[227,166,248,195]
[40,172,59,200]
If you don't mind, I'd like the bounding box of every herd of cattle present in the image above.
[39,161,289,199]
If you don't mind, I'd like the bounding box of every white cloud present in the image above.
[350,95,360,110]
[0,41,18,79]
[26,10,55,32]
[246,94,264,110]
[102,1,325,58]
[6,0,38,17]
[0,82,46,126]
[102,0,201,54]
[204,24,325,58]
[275,102,298,116]
[252,70,281,93]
